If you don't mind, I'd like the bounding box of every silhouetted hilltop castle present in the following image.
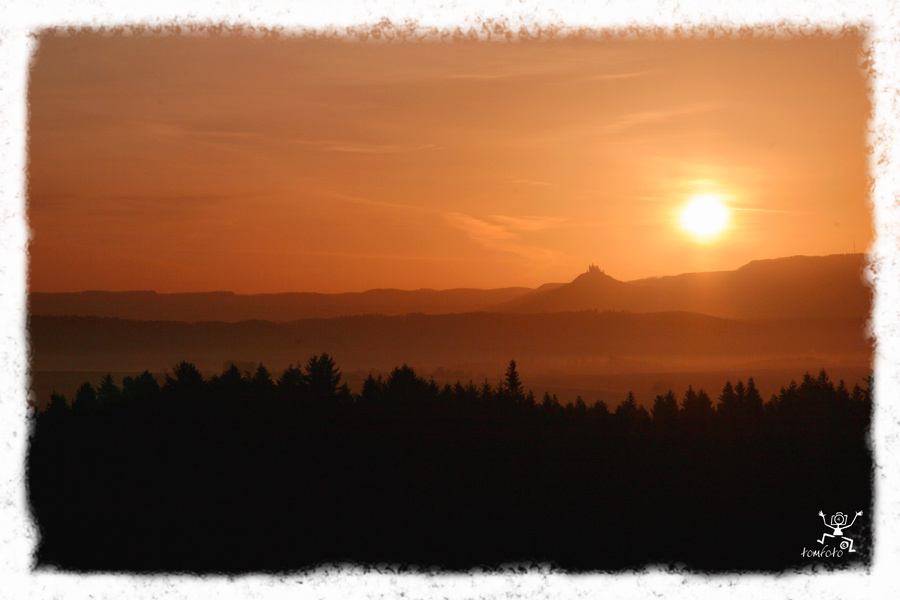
[570,263,620,287]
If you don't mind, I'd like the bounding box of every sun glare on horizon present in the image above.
[680,195,729,239]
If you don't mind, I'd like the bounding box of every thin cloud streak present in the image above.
[601,102,722,134]
[286,139,437,154]
[139,124,438,157]
[209,247,466,262]
[324,192,436,214]
[440,73,512,81]
[323,143,437,154]
[507,179,552,187]
[582,70,657,81]
[491,215,569,232]
[443,212,517,242]
[29,192,260,214]
[730,207,800,213]
[442,212,564,263]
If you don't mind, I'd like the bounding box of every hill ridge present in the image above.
[30,253,869,322]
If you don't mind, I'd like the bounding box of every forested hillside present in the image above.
[30,357,872,572]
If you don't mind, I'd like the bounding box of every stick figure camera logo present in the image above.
[818,510,862,552]
[802,510,864,558]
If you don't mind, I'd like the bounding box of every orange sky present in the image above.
[28,33,871,293]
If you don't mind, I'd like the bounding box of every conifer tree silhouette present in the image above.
[504,360,524,401]
[651,390,679,427]
[96,374,120,407]
[681,385,713,423]
[73,381,98,413]
[745,377,763,415]
[304,353,345,402]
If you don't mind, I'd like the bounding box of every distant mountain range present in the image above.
[28,286,534,323]
[501,253,870,320]
[30,253,870,322]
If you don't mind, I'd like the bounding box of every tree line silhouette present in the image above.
[29,356,872,572]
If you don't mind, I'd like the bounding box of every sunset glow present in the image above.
[26,29,877,574]
[27,34,871,293]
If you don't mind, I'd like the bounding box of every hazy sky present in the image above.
[28,33,871,293]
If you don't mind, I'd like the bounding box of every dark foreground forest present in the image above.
[28,357,872,572]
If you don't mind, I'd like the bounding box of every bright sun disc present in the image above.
[681,195,728,237]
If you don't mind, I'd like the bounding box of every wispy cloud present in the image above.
[490,215,568,232]
[30,192,254,215]
[138,123,438,157]
[440,73,511,81]
[286,138,437,154]
[322,142,436,154]
[601,102,721,134]
[583,70,656,82]
[443,212,517,240]
[324,192,434,214]
[506,179,552,187]
[216,248,463,262]
[730,207,799,213]
[442,212,564,262]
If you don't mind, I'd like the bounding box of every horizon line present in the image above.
[27,252,868,296]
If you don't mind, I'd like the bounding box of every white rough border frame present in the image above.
[1,1,898,599]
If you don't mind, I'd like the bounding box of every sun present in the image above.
[680,195,729,238]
